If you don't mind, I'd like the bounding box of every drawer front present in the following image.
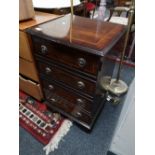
[19,31,33,61]
[19,58,39,82]
[42,80,93,114]
[19,75,43,101]
[37,61,96,96]
[42,80,92,125]
[46,98,92,127]
[32,37,100,76]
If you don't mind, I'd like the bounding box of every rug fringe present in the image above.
[43,119,72,155]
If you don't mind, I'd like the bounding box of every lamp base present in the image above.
[109,79,128,96]
[100,76,111,91]
[100,76,128,96]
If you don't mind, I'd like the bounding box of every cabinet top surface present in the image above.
[19,11,61,31]
[27,15,126,56]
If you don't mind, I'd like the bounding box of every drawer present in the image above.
[46,98,92,127]
[19,75,43,101]
[19,58,39,82]
[19,31,33,61]
[32,37,100,76]
[42,80,93,114]
[37,61,96,96]
[43,80,92,125]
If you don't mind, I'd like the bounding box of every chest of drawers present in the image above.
[27,15,125,130]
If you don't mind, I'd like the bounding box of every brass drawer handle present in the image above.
[45,67,52,74]
[41,45,48,54]
[78,58,86,68]
[48,84,54,90]
[50,98,57,102]
[76,112,82,117]
[76,111,82,117]
[77,81,85,89]
[76,98,85,104]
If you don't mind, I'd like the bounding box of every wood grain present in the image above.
[19,58,39,82]
[33,36,100,75]
[42,79,93,115]
[27,14,126,55]
[19,31,33,61]
[37,61,96,96]
[19,11,61,31]
[19,75,43,101]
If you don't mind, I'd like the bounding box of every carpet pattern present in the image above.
[19,91,72,155]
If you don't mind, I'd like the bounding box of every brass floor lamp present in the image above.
[100,3,135,99]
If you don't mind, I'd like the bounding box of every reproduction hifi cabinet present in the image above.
[19,11,60,101]
[27,15,125,129]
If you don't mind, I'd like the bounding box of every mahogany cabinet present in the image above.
[27,15,125,129]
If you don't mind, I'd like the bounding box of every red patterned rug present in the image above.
[19,91,72,155]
